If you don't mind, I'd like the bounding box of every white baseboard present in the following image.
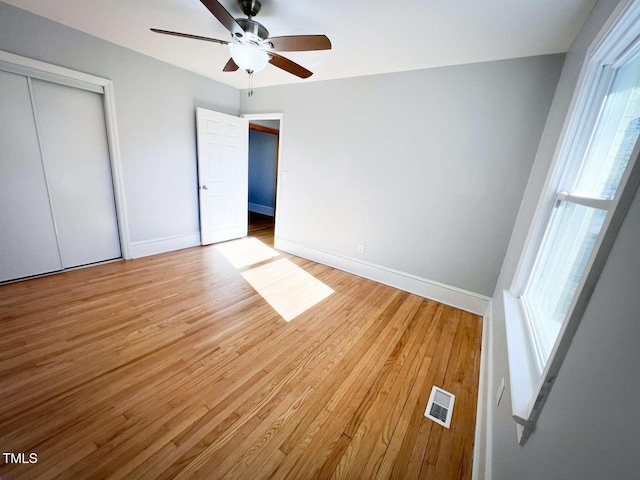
[275,238,491,316]
[128,232,201,258]
[249,203,275,216]
[473,302,493,480]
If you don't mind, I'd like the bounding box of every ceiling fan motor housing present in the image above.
[235,18,269,44]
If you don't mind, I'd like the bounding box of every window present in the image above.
[521,49,640,367]
[504,0,640,445]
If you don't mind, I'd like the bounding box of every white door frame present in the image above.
[242,113,284,242]
[0,50,131,259]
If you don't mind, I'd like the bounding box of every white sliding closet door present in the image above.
[0,70,62,282]
[30,79,121,269]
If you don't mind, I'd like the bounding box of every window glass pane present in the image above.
[573,51,640,199]
[524,201,607,361]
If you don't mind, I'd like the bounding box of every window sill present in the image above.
[503,290,542,445]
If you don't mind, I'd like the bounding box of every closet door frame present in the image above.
[0,49,131,260]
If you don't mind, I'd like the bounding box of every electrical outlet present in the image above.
[357,244,365,254]
[496,377,505,407]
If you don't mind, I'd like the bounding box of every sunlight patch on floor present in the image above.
[215,237,280,269]
[241,258,334,322]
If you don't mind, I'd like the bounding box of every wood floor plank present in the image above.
[273,296,425,480]
[188,284,404,480]
[229,291,403,477]
[130,282,394,480]
[386,316,444,478]
[160,286,393,476]
[372,306,444,479]
[278,291,413,457]
[403,307,461,479]
[0,228,482,479]
[334,301,439,479]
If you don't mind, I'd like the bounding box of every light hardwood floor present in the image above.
[0,229,482,479]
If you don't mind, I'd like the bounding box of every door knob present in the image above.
[201,185,208,190]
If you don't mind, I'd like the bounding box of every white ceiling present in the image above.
[3,0,597,90]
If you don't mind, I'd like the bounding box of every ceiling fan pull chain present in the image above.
[248,71,254,97]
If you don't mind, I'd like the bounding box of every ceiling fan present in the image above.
[151,0,331,83]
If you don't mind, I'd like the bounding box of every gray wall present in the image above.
[0,1,239,247]
[249,128,278,214]
[488,0,640,478]
[241,56,565,296]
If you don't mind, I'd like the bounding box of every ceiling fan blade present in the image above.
[268,35,332,52]
[223,58,239,72]
[200,0,244,37]
[268,52,313,79]
[150,28,229,45]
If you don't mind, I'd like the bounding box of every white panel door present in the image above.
[31,79,121,268]
[196,107,248,245]
[0,70,62,282]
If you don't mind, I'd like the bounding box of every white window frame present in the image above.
[504,0,640,445]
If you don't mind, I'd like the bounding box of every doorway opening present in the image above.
[245,115,282,246]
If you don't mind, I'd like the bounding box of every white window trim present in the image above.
[504,0,640,445]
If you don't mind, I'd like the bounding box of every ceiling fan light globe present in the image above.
[230,44,269,73]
